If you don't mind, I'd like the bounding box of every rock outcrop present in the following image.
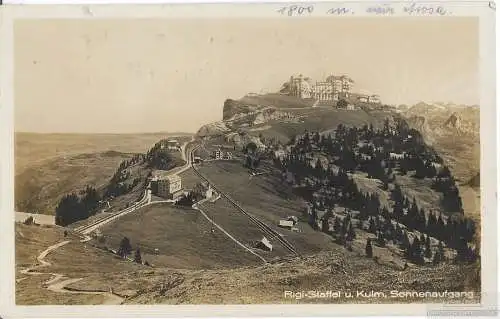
[196,121,231,137]
[406,115,434,144]
[222,99,260,121]
[467,173,480,188]
[444,112,461,129]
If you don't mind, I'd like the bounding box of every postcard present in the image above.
[0,1,497,318]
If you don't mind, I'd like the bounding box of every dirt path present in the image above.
[20,238,124,305]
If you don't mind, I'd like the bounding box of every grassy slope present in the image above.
[239,94,316,109]
[15,151,132,214]
[198,161,345,255]
[351,172,392,209]
[15,223,107,305]
[222,94,393,143]
[16,222,479,304]
[98,204,264,270]
[15,160,480,305]
[123,251,479,304]
[15,133,192,215]
[247,108,391,143]
[198,197,291,258]
[178,168,203,190]
[394,175,443,213]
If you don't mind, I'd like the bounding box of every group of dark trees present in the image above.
[176,183,211,207]
[175,183,202,206]
[363,214,447,265]
[242,142,262,169]
[323,212,357,248]
[146,140,183,171]
[23,216,35,225]
[403,234,446,265]
[176,193,196,206]
[55,186,101,226]
[117,236,149,266]
[391,184,473,248]
[337,99,349,109]
[55,153,146,226]
[107,141,185,199]
[105,171,141,198]
[105,154,146,198]
[273,118,477,264]
[431,167,464,213]
[117,236,133,258]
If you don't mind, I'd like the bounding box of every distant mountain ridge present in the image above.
[404,101,479,140]
[402,101,479,184]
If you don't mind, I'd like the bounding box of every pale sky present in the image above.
[15,18,478,133]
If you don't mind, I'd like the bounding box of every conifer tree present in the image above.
[377,231,386,247]
[321,218,330,233]
[381,206,390,220]
[393,201,404,221]
[416,209,427,232]
[424,235,432,258]
[334,216,342,233]
[410,237,424,264]
[368,217,377,233]
[432,241,445,265]
[420,232,426,244]
[427,212,438,238]
[437,214,446,241]
[117,237,132,259]
[438,240,445,260]
[432,251,440,265]
[365,238,373,258]
[346,223,356,241]
[134,248,142,264]
[395,223,403,241]
[404,239,412,259]
[341,217,349,234]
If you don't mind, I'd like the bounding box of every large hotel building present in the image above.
[287,74,380,105]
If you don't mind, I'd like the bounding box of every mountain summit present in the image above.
[197,93,396,145]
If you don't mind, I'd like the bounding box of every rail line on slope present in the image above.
[190,158,300,257]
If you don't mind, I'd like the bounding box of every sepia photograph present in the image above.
[1,3,496,316]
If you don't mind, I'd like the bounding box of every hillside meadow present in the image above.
[15,132,192,215]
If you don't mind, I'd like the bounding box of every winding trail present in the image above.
[18,138,198,305]
[19,237,124,305]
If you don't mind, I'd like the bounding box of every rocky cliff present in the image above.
[197,94,395,144]
[403,102,480,183]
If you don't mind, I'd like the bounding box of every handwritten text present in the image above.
[366,4,395,15]
[403,3,448,15]
[326,7,354,15]
[277,5,314,17]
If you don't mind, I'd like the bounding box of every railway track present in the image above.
[191,160,300,257]
[74,190,149,235]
